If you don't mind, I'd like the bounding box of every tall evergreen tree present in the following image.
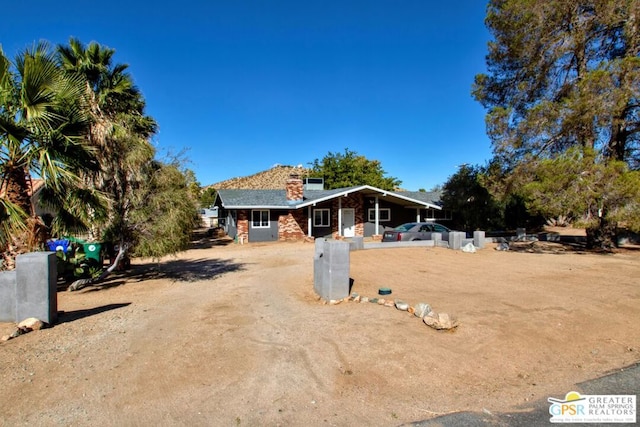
[57,39,198,287]
[473,0,640,249]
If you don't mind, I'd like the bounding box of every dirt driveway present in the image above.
[1,236,639,426]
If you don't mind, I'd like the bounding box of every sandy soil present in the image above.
[1,232,639,426]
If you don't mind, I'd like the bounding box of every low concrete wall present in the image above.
[363,234,492,250]
[0,252,57,323]
[364,240,435,249]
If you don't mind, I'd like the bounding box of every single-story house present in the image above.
[214,175,451,243]
[200,207,219,227]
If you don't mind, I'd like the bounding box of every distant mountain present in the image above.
[207,165,311,190]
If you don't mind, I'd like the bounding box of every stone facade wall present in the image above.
[237,210,249,242]
[278,210,309,241]
[286,177,304,201]
[235,191,368,243]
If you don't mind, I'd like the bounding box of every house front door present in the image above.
[341,208,355,237]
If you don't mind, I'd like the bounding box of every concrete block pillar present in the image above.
[313,238,325,295]
[15,252,58,324]
[350,236,364,251]
[0,271,17,322]
[448,232,465,250]
[432,232,442,242]
[314,240,350,301]
[473,230,486,249]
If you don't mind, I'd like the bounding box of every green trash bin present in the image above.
[82,242,103,264]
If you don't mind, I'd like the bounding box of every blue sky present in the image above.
[2,1,492,191]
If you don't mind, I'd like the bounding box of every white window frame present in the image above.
[368,208,390,222]
[425,208,452,221]
[313,209,330,227]
[251,209,270,228]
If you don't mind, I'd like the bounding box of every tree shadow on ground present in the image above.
[507,240,588,254]
[189,236,234,250]
[58,258,245,293]
[123,258,246,283]
[56,303,131,324]
[189,228,234,250]
[57,278,127,292]
[507,240,640,254]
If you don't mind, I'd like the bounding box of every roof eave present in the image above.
[217,185,442,210]
[297,185,442,210]
[221,205,294,210]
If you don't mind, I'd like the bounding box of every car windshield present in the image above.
[394,223,416,232]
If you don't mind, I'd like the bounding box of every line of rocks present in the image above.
[327,293,459,331]
[1,317,47,342]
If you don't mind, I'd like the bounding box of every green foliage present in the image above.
[55,246,103,281]
[200,187,217,208]
[127,161,200,259]
[474,0,640,167]
[2,38,199,270]
[0,198,27,248]
[183,168,202,202]
[58,38,198,262]
[474,0,640,248]
[442,164,506,231]
[309,148,401,190]
[518,148,640,232]
[1,42,99,263]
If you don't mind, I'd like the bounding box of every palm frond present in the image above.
[0,197,28,247]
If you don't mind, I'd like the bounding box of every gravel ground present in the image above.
[1,236,639,426]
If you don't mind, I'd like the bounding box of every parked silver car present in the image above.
[382,222,453,242]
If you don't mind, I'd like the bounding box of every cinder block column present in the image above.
[448,231,465,250]
[313,238,325,296]
[350,236,364,251]
[15,252,58,324]
[0,271,17,322]
[473,230,486,249]
[432,232,442,242]
[315,240,350,301]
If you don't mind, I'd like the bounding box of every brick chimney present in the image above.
[286,174,304,202]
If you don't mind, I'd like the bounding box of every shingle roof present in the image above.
[217,186,442,210]
[217,189,291,208]
[396,190,443,206]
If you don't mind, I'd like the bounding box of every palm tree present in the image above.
[57,39,161,285]
[0,42,96,268]
[58,39,199,291]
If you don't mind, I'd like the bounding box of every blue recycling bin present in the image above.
[47,239,71,253]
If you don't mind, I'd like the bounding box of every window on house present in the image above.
[368,208,390,222]
[251,210,269,228]
[313,209,330,227]
[426,208,452,221]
